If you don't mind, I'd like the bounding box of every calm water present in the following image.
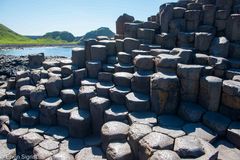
[0,46,84,57]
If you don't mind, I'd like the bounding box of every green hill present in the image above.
[0,24,115,45]
[43,31,75,42]
[0,24,72,45]
[78,27,115,44]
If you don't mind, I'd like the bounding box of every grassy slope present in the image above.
[0,24,76,45]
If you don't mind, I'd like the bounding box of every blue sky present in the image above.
[0,0,175,36]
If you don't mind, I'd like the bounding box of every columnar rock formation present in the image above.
[1,0,240,159]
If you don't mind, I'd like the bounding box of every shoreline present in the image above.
[0,54,67,78]
[0,43,81,50]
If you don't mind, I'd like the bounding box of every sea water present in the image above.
[0,46,83,57]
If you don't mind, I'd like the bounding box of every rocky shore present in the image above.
[0,54,66,78]
[0,44,78,50]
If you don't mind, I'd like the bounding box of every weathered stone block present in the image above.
[199,76,223,111]
[72,48,85,68]
[194,32,213,52]
[91,45,107,62]
[155,33,176,49]
[151,72,179,114]
[90,96,110,134]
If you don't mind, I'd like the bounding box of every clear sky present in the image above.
[0,0,175,36]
